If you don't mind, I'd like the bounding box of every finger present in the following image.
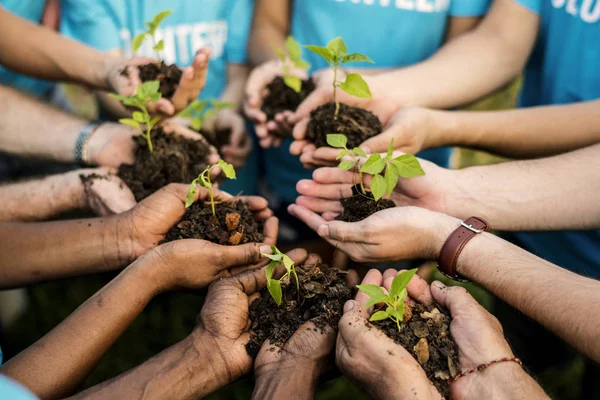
[312,168,355,185]
[244,102,267,124]
[312,147,344,163]
[431,281,477,316]
[360,130,396,155]
[242,196,269,212]
[229,122,246,148]
[291,89,330,123]
[215,242,268,270]
[355,269,384,306]
[316,219,365,243]
[322,212,341,221]
[295,195,343,214]
[296,179,353,199]
[262,216,279,245]
[290,139,309,156]
[190,48,210,91]
[382,269,399,286]
[406,272,435,307]
[292,118,310,141]
[287,204,327,233]
[266,121,279,132]
[304,253,322,266]
[346,269,360,288]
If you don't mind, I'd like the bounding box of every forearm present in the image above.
[0,216,133,289]
[253,365,319,400]
[0,8,110,89]
[0,261,160,399]
[444,144,600,231]
[222,64,249,110]
[429,100,600,158]
[248,0,288,65]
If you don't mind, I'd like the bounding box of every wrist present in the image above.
[423,212,461,260]
[454,360,527,400]
[60,170,92,212]
[254,362,321,399]
[424,109,458,150]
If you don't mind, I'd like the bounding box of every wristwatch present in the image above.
[74,122,102,165]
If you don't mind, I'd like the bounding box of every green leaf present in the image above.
[198,173,210,189]
[282,254,294,273]
[149,93,161,102]
[217,160,237,179]
[185,179,198,208]
[365,295,393,307]
[326,134,347,148]
[139,80,160,98]
[369,310,390,322]
[356,284,386,299]
[339,74,372,99]
[341,53,374,64]
[275,47,286,62]
[267,279,283,306]
[396,288,408,304]
[359,153,385,175]
[391,155,426,178]
[370,173,386,201]
[336,149,349,160]
[304,45,334,64]
[387,138,394,159]
[153,39,165,51]
[152,10,173,30]
[327,37,347,58]
[210,99,234,110]
[338,160,355,171]
[292,58,311,71]
[132,111,145,123]
[284,75,302,93]
[132,33,146,53]
[118,118,140,130]
[384,164,399,196]
[390,268,418,297]
[353,147,367,158]
[123,97,141,107]
[263,253,283,262]
[285,36,302,60]
[109,93,129,101]
[191,118,202,131]
[386,306,404,322]
[265,261,277,281]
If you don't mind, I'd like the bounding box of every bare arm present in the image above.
[248,0,289,65]
[222,64,250,110]
[444,16,482,41]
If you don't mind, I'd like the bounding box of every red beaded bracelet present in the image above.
[450,357,523,383]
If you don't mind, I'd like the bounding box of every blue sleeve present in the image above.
[510,0,541,14]
[60,0,123,51]
[0,375,38,400]
[225,0,254,64]
[449,0,492,16]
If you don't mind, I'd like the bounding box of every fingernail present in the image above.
[343,300,355,312]
[287,204,295,214]
[259,245,272,254]
[432,281,446,290]
[317,224,330,238]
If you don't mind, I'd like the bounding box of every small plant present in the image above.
[274,36,311,93]
[305,37,373,119]
[132,10,173,61]
[178,99,234,132]
[262,246,299,306]
[185,160,236,215]
[327,134,425,201]
[357,268,418,331]
[110,80,162,152]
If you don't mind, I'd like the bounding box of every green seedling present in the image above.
[357,268,418,332]
[305,37,373,119]
[132,10,173,61]
[262,246,299,306]
[178,99,234,132]
[274,36,311,93]
[110,80,162,152]
[327,133,425,201]
[185,160,236,216]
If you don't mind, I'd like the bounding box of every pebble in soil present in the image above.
[163,200,264,246]
[246,262,352,357]
[118,127,212,201]
[337,185,395,222]
[307,102,382,148]
[138,61,183,99]
[261,77,316,123]
[373,303,459,398]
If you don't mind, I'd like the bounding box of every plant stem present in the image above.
[151,35,162,63]
[291,267,300,300]
[207,173,215,216]
[359,171,366,194]
[333,65,340,119]
[145,130,154,153]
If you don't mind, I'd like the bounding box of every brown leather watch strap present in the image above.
[438,217,491,281]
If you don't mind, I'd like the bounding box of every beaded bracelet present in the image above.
[450,357,523,383]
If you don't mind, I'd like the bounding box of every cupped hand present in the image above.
[337,269,442,400]
[79,167,136,215]
[217,109,252,169]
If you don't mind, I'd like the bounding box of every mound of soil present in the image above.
[307,102,382,148]
[199,128,233,152]
[138,62,183,99]
[337,185,395,222]
[261,76,316,123]
[163,199,264,246]
[246,262,352,357]
[373,304,458,398]
[118,127,212,201]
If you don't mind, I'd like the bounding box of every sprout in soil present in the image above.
[305,37,373,119]
[274,36,311,93]
[177,99,234,133]
[185,159,236,216]
[110,80,162,152]
[327,133,426,201]
[132,10,173,61]
[357,268,418,331]
[262,246,300,306]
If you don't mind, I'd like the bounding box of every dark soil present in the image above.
[163,199,264,246]
[138,62,183,99]
[307,102,382,148]
[261,76,316,123]
[374,303,459,398]
[337,185,395,222]
[118,127,212,201]
[246,262,352,357]
[200,128,233,150]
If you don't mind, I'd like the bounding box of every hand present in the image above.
[105,49,211,116]
[191,249,310,390]
[244,60,308,148]
[337,269,442,400]
[78,167,136,215]
[217,109,252,169]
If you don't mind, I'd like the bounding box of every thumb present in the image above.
[431,281,477,317]
[291,88,330,123]
[217,243,269,271]
[318,220,364,243]
[360,129,396,155]
[338,300,372,339]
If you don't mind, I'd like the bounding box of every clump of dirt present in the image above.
[246,262,352,357]
[138,62,183,99]
[261,76,316,123]
[118,127,212,201]
[307,102,382,148]
[374,304,459,398]
[337,185,395,222]
[200,128,233,150]
[163,199,264,246]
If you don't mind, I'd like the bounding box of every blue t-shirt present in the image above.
[511,0,600,278]
[0,375,38,400]
[0,1,55,97]
[265,0,491,204]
